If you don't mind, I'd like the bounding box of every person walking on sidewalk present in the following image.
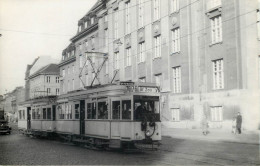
[231,117,237,134]
[201,115,209,135]
[236,112,242,134]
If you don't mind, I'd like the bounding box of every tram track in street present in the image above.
[153,148,260,165]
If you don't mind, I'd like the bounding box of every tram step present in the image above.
[109,140,121,148]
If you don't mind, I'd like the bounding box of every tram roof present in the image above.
[57,82,159,101]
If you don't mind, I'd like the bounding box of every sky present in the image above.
[0,0,97,95]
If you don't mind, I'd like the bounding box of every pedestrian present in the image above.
[201,115,209,135]
[236,112,242,134]
[231,117,237,134]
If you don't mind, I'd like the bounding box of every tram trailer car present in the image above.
[19,82,161,150]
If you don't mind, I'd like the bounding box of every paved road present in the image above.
[1,123,259,165]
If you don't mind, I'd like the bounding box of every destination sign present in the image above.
[120,81,135,86]
[138,86,159,93]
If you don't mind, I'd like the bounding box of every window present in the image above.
[62,55,65,60]
[171,0,179,13]
[139,77,146,82]
[47,88,51,95]
[212,59,224,90]
[126,48,131,66]
[114,52,119,70]
[91,37,95,47]
[72,50,75,56]
[211,15,222,44]
[79,25,82,32]
[105,61,109,74]
[46,76,50,83]
[68,66,70,74]
[79,55,83,68]
[125,2,130,34]
[85,74,89,86]
[62,69,65,77]
[122,100,131,120]
[154,36,161,58]
[210,106,223,121]
[47,108,51,120]
[138,0,144,27]
[67,52,70,58]
[56,77,59,83]
[87,102,96,119]
[154,74,162,87]
[79,44,82,51]
[72,79,75,90]
[67,80,70,91]
[72,65,75,73]
[257,10,260,39]
[138,42,145,63]
[43,108,47,119]
[153,0,160,21]
[104,29,108,47]
[104,15,108,22]
[56,88,59,95]
[92,72,98,85]
[172,28,180,53]
[114,10,119,39]
[98,102,108,119]
[75,104,80,119]
[84,21,88,28]
[80,76,83,88]
[91,17,94,24]
[172,66,181,93]
[58,105,64,119]
[35,107,41,119]
[171,108,180,121]
[112,101,120,119]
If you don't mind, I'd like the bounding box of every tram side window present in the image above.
[98,102,108,119]
[43,108,47,119]
[87,103,96,119]
[58,105,64,119]
[122,100,131,120]
[47,108,51,120]
[22,110,25,119]
[75,104,80,119]
[36,108,41,119]
[32,109,36,119]
[112,101,120,119]
[19,110,22,119]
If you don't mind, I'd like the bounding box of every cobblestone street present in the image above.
[0,123,259,165]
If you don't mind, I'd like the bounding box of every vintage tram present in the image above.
[18,82,161,150]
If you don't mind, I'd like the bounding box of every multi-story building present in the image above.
[28,64,60,98]
[3,87,25,122]
[60,0,260,130]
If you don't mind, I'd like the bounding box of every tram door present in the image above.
[27,107,31,130]
[80,100,85,135]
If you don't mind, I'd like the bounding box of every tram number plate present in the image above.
[138,87,158,93]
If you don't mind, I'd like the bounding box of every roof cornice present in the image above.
[58,56,76,67]
[71,23,98,42]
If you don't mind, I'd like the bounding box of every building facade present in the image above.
[28,64,60,99]
[60,0,260,130]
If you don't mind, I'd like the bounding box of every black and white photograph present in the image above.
[0,0,259,165]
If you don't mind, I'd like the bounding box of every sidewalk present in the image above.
[162,127,260,145]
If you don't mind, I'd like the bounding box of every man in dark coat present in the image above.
[134,102,147,120]
[236,112,242,134]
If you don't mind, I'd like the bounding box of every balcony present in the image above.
[206,0,221,12]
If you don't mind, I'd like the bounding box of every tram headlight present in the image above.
[146,130,150,136]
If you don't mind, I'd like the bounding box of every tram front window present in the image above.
[122,100,131,120]
[134,96,160,121]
